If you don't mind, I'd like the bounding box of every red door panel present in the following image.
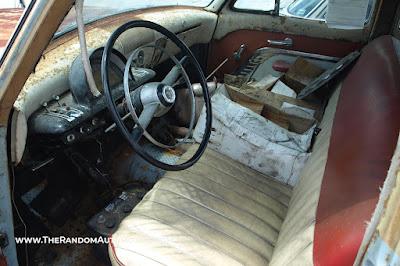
[207,29,362,78]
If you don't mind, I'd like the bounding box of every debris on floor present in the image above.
[195,55,335,186]
[194,93,314,186]
[87,189,147,236]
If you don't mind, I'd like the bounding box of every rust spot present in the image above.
[14,27,114,111]
[0,8,23,49]
[15,7,211,113]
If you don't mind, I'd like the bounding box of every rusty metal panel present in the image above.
[0,8,23,53]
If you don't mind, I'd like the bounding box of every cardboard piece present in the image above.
[281,102,316,120]
[271,80,297,98]
[282,57,324,93]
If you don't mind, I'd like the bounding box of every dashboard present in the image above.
[28,47,155,145]
[9,8,218,165]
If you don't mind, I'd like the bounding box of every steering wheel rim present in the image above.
[101,20,212,171]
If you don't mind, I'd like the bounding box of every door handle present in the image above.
[267,37,293,47]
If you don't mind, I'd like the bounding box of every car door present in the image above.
[207,0,378,77]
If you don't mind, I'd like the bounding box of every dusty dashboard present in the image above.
[28,47,155,144]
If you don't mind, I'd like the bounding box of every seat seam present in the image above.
[160,177,281,233]
[112,244,167,266]
[200,151,292,196]
[278,219,314,244]
[131,212,245,265]
[196,157,291,196]
[153,187,277,248]
[141,199,271,263]
[280,188,317,231]
[171,171,286,220]
[187,165,290,208]
[123,222,208,266]
[284,241,313,265]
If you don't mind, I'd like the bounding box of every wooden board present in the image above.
[225,84,264,114]
[226,84,317,134]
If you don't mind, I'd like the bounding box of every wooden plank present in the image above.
[262,104,315,134]
[226,84,264,114]
[226,84,316,134]
[241,84,320,110]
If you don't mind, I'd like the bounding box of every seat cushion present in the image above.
[109,146,292,266]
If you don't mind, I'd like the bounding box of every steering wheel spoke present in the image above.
[131,103,158,142]
[162,56,188,86]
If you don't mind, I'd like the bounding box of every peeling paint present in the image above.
[14,27,113,112]
[10,7,218,167]
[14,8,217,116]
[214,6,373,42]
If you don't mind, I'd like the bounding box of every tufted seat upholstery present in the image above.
[109,145,292,265]
[109,85,340,266]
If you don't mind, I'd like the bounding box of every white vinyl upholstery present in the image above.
[109,87,341,265]
[270,86,340,265]
[110,146,292,265]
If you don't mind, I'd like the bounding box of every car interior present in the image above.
[3,0,400,265]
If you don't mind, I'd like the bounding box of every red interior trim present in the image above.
[207,30,362,78]
[0,254,6,266]
[314,35,400,266]
[109,236,125,266]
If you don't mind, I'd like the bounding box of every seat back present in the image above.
[270,84,341,266]
[271,35,400,266]
[314,35,400,266]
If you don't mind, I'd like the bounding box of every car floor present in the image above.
[30,182,111,266]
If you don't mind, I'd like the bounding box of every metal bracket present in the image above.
[0,232,8,248]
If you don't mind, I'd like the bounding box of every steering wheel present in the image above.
[101,20,212,171]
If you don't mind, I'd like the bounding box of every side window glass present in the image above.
[233,0,375,24]
[233,0,276,13]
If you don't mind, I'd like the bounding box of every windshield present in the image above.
[56,0,212,37]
